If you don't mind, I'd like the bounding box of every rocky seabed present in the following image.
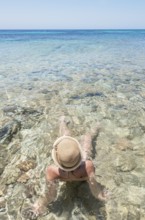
[0,74,145,220]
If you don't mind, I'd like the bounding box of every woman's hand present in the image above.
[22,203,47,219]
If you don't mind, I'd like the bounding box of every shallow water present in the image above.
[0,30,145,220]
[1,30,145,142]
[0,30,145,101]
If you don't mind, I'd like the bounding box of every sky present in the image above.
[0,0,145,29]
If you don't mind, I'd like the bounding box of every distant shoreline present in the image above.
[0,28,145,31]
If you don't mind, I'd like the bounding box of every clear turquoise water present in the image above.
[1,30,145,220]
[0,30,145,122]
[0,30,145,87]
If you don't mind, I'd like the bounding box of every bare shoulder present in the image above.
[45,165,60,181]
[85,160,95,176]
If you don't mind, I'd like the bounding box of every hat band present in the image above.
[57,153,81,169]
[52,136,83,171]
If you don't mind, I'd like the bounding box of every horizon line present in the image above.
[0,28,145,30]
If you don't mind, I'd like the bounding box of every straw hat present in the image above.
[52,136,83,171]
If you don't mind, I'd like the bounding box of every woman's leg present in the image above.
[81,124,100,160]
[59,116,72,136]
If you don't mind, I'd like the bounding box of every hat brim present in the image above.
[52,136,83,171]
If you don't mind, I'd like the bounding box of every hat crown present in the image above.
[57,139,80,167]
[52,136,83,171]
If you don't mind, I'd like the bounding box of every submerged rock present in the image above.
[17,173,30,183]
[0,198,6,213]
[114,154,137,172]
[16,160,36,172]
[0,120,21,144]
[2,166,21,185]
[2,105,43,117]
[2,105,18,114]
[0,147,8,175]
[71,91,105,100]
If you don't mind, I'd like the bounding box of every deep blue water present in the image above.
[0,29,145,41]
[0,29,145,100]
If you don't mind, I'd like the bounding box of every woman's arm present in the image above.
[22,166,59,219]
[36,165,60,207]
[34,179,58,208]
[87,172,108,201]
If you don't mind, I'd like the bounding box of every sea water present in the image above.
[1,29,145,154]
[0,30,145,90]
[0,29,145,131]
[0,30,145,219]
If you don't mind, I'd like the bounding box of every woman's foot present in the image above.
[59,116,72,136]
[90,122,101,139]
[97,188,110,201]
